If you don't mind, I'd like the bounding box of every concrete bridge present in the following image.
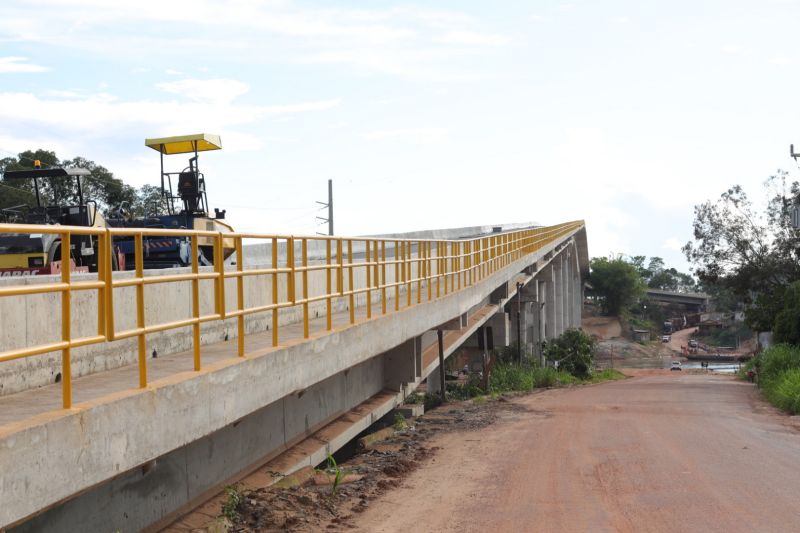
[645,288,710,311]
[0,219,588,532]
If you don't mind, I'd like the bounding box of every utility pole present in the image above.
[316,179,333,236]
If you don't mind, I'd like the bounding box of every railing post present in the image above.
[373,240,380,310]
[347,239,354,324]
[326,239,332,331]
[381,241,387,314]
[96,231,106,340]
[192,236,201,370]
[416,241,425,304]
[426,241,432,301]
[302,238,309,338]
[406,240,412,307]
[436,241,441,298]
[215,233,226,319]
[61,231,72,409]
[105,231,115,341]
[236,236,245,356]
[366,239,372,319]
[134,233,147,388]
[394,241,400,311]
[288,237,296,306]
[272,237,279,346]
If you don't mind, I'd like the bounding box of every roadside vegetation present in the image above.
[741,344,800,414]
[442,329,625,403]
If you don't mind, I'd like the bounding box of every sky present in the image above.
[2,0,800,273]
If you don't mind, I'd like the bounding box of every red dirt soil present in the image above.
[350,374,800,532]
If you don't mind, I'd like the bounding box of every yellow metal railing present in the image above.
[0,220,584,408]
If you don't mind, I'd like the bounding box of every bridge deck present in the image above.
[0,273,522,431]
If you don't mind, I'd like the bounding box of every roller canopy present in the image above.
[145,134,222,155]
[3,168,91,180]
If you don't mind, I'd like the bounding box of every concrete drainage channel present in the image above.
[160,394,426,532]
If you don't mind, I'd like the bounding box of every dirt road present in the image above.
[351,374,800,532]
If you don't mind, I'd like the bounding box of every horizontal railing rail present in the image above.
[0,220,584,409]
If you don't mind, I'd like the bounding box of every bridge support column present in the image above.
[518,282,539,359]
[487,309,510,349]
[382,336,422,397]
[534,280,546,365]
[545,264,556,341]
[554,256,564,337]
[564,249,573,330]
[572,245,582,328]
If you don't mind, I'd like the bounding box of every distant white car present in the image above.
[670,361,682,371]
[661,335,671,343]
[689,339,698,348]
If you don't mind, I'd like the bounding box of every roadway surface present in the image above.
[351,372,800,532]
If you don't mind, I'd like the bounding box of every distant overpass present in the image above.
[0,219,588,532]
[645,288,710,311]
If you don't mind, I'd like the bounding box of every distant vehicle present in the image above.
[688,339,698,348]
[670,361,682,371]
[663,321,673,334]
[661,335,671,343]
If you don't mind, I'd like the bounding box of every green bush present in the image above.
[758,344,800,389]
[544,328,596,378]
[750,344,800,414]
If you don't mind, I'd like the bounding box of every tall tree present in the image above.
[589,256,645,315]
[683,171,800,331]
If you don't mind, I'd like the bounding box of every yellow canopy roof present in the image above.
[145,133,222,155]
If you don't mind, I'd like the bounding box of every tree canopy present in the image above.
[589,256,645,315]
[683,171,800,332]
[629,255,697,292]
[0,149,161,218]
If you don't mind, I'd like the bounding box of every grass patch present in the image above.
[221,485,243,521]
[586,369,627,383]
[440,362,623,402]
[393,412,408,431]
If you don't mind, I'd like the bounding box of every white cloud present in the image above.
[0,89,340,146]
[769,56,793,65]
[156,78,250,104]
[0,56,48,73]
[438,30,509,46]
[0,2,508,81]
[720,44,745,54]
[0,134,66,155]
[365,127,447,144]
[663,237,684,251]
